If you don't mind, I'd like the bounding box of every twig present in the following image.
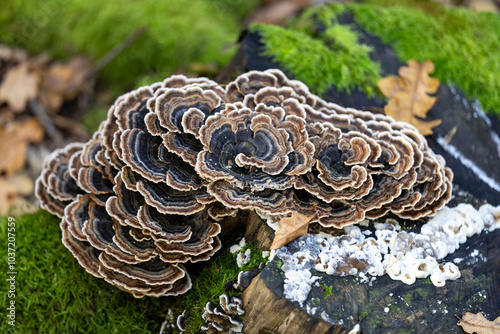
[51,115,91,142]
[385,233,417,272]
[90,26,148,76]
[443,125,458,145]
[29,98,63,147]
[384,231,400,272]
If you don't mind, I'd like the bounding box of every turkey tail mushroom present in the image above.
[36,69,452,297]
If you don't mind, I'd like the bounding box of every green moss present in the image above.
[290,4,344,33]
[369,286,383,300]
[251,6,381,96]
[364,313,383,329]
[180,249,241,333]
[465,290,486,306]
[81,106,108,134]
[359,0,452,16]
[0,0,258,92]
[319,284,333,300]
[349,2,500,115]
[0,211,268,334]
[402,293,413,306]
[175,242,268,333]
[414,287,430,300]
[398,288,432,307]
[388,303,403,316]
[469,274,493,287]
[207,0,260,22]
[239,242,269,272]
[0,211,167,333]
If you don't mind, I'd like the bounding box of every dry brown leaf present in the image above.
[378,59,442,135]
[0,106,15,125]
[0,173,35,215]
[0,62,38,112]
[37,56,93,112]
[0,118,44,175]
[270,212,315,250]
[457,312,500,334]
[0,44,28,65]
[244,0,311,26]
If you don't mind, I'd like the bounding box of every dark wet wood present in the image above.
[242,228,499,333]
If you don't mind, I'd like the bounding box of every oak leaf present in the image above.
[457,312,500,334]
[270,212,315,250]
[0,106,15,125]
[0,62,38,112]
[0,118,44,175]
[378,59,442,136]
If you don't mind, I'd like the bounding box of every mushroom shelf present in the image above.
[35,69,453,297]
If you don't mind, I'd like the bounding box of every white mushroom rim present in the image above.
[275,203,500,305]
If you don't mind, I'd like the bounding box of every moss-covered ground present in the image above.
[252,1,500,115]
[0,211,267,333]
[0,0,258,93]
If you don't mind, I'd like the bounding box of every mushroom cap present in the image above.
[197,107,297,189]
[233,267,260,291]
[201,294,245,333]
[208,69,452,227]
[35,143,85,218]
[176,310,188,332]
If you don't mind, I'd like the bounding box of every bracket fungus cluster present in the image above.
[201,294,245,333]
[36,69,452,297]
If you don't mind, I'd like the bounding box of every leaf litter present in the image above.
[0,44,95,214]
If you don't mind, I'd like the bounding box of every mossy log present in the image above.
[226,16,500,206]
[239,191,499,333]
[232,9,500,331]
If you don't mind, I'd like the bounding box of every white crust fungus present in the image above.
[276,203,499,305]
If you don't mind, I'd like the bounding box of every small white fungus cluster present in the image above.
[230,238,273,268]
[230,238,252,268]
[276,203,500,304]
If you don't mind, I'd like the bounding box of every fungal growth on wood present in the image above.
[201,294,245,333]
[36,69,453,297]
[275,203,500,304]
